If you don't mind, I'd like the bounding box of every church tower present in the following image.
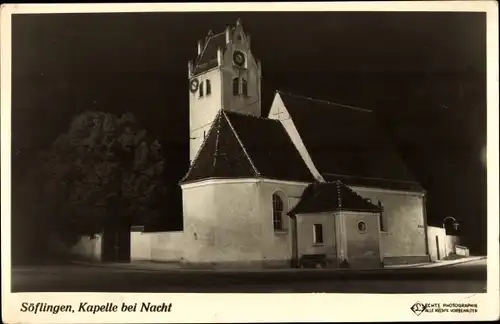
[188,19,262,162]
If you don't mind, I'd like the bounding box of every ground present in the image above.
[11,258,486,293]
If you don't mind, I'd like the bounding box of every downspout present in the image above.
[333,211,339,268]
[290,214,299,268]
[423,193,430,261]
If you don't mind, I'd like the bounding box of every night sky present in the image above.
[11,11,487,252]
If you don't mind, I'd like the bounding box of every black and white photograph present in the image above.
[1,2,498,323]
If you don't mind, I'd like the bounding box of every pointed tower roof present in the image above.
[192,18,251,75]
[194,31,227,75]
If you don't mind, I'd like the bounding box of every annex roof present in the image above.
[288,181,382,215]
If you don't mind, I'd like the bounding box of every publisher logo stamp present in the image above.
[410,302,427,316]
[411,302,478,315]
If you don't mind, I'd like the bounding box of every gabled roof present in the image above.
[288,181,382,215]
[193,31,229,75]
[278,91,424,192]
[180,110,315,184]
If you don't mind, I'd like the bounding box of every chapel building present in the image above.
[177,19,430,268]
[74,19,431,269]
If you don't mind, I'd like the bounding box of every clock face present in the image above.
[233,51,246,67]
[190,78,199,93]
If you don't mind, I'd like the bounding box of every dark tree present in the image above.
[40,111,167,239]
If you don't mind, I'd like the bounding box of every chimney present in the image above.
[188,60,193,77]
[225,26,231,44]
[197,40,203,55]
[217,47,223,65]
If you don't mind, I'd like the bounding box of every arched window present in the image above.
[272,193,284,231]
[242,79,248,96]
[232,77,239,95]
[199,81,204,97]
[206,79,211,95]
[378,201,386,232]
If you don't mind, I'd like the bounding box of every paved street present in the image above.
[11,258,486,293]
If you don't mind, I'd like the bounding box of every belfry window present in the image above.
[242,79,248,96]
[272,193,284,231]
[232,77,239,95]
[199,81,204,97]
[206,80,211,95]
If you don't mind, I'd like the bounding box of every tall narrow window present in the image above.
[272,194,284,231]
[232,77,239,95]
[203,130,206,139]
[378,201,386,232]
[206,80,211,95]
[242,79,248,96]
[313,224,323,244]
[199,81,204,97]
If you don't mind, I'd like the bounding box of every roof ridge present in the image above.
[221,110,261,177]
[195,31,225,67]
[223,109,274,122]
[335,180,380,208]
[322,172,420,184]
[278,90,372,113]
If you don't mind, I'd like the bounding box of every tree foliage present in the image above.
[41,111,166,237]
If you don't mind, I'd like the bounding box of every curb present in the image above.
[72,261,183,272]
[434,256,486,268]
[72,256,486,273]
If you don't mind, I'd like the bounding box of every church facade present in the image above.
[73,19,431,269]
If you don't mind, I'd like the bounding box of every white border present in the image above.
[1,2,499,323]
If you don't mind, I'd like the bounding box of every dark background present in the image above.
[11,11,487,255]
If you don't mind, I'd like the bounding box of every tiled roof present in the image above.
[288,181,382,215]
[180,110,315,184]
[322,173,425,192]
[193,32,228,75]
[278,91,423,192]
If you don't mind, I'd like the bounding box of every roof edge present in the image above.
[222,110,261,176]
[278,90,372,113]
[178,110,222,184]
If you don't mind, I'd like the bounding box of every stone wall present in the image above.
[351,187,428,262]
[427,225,461,261]
[296,212,337,267]
[130,231,185,262]
[342,211,382,269]
[179,178,309,268]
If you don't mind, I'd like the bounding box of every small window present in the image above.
[206,80,211,95]
[232,77,239,95]
[203,131,206,139]
[242,79,248,96]
[313,224,323,244]
[378,201,386,232]
[357,221,367,233]
[199,81,204,97]
[272,193,284,231]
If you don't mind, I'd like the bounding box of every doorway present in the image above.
[435,235,441,260]
[101,217,131,263]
